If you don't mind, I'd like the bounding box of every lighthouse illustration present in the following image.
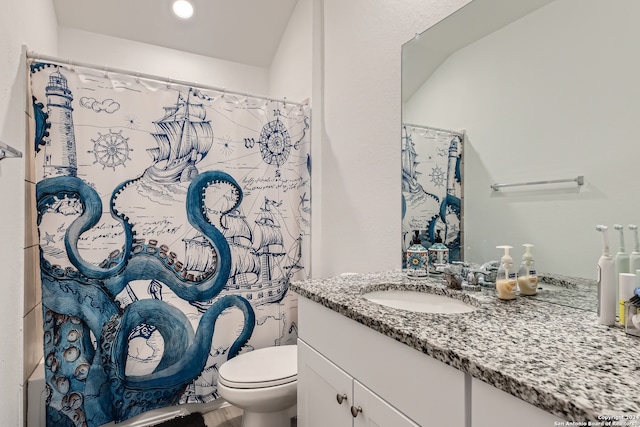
[42,69,78,177]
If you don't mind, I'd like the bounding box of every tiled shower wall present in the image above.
[23,102,44,413]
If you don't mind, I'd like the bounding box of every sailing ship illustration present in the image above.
[401,126,422,193]
[145,88,214,183]
[187,197,304,311]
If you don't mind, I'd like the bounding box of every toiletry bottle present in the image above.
[618,273,636,325]
[517,244,538,296]
[428,229,450,272]
[628,225,640,273]
[596,225,616,325]
[614,224,630,316]
[495,245,516,300]
[406,230,428,279]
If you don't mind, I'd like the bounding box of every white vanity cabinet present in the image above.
[471,377,563,427]
[297,297,467,427]
[298,339,351,427]
[298,340,418,427]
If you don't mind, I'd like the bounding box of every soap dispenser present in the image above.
[496,245,517,300]
[406,230,428,279]
[428,229,450,273]
[628,225,640,274]
[517,244,538,296]
[614,224,630,315]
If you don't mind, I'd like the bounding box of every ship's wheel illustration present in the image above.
[429,165,446,188]
[89,129,132,170]
[258,117,291,167]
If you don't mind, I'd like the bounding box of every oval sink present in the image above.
[536,283,569,292]
[362,290,477,314]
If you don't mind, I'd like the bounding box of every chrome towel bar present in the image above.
[0,140,23,161]
[491,175,584,191]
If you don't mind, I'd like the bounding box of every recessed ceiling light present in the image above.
[172,0,194,19]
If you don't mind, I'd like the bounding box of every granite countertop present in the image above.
[291,270,640,423]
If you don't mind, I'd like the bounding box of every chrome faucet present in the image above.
[441,262,469,290]
[478,260,499,285]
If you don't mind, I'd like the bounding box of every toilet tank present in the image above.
[27,359,46,427]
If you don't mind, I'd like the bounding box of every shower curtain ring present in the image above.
[135,71,140,84]
[69,60,75,72]
[167,77,173,89]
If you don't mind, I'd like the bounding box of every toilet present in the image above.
[217,345,297,427]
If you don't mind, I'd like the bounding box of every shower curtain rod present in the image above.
[26,51,308,107]
[403,123,464,138]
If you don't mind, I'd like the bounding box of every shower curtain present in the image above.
[28,60,310,426]
[401,124,462,263]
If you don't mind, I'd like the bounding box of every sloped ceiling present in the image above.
[52,0,299,68]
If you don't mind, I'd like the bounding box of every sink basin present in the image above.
[362,290,477,314]
[536,283,569,292]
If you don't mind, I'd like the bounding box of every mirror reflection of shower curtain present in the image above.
[29,60,310,426]
[401,124,463,264]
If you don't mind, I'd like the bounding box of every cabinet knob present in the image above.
[350,406,363,418]
[336,393,347,404]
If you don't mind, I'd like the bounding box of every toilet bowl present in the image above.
[217,345,297,427]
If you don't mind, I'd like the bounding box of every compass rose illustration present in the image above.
[257,110,292,167]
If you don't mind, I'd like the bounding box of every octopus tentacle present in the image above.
[102,170,243,301]
[36,176,134,280]
[113,295,254,388]
[97,295,254,421]
[37,170,255,426]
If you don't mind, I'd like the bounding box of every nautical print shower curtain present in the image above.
[401,124,462,263]
[28,60,310,427]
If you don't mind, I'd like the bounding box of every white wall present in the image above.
[58,27,270,95]
[269,0,312,103]
[0,1,57,425]
[312,0,471,277]
[404,0,640,278]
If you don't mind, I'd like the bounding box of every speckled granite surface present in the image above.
[537,273,598,312]
[291,270,640,422]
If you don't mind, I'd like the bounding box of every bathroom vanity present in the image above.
[292,271,640,425]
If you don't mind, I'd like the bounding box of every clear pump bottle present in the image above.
[517,244,538,296]
[614,225,630,316]
[496,245,517,300]
[628,225,640,273]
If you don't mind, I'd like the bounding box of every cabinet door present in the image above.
[471,378,564,427]
[353,380,419,427]
[298,340,352,427]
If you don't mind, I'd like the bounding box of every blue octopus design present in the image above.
[37,170,255,427]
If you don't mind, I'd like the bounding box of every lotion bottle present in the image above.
[596,225,616,325]
[406,230,428,279]
[495,245,516,300]
[614,224,630,316]
[517,244,538,296]
[628,225,640,273]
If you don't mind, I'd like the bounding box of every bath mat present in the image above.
[154,412,206,427]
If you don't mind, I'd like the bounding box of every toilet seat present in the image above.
[218,345,297,389]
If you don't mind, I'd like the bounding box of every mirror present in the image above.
[402,0,640,312]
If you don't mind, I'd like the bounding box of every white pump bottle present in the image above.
[596,225,616,326]
[628,224,640,274]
